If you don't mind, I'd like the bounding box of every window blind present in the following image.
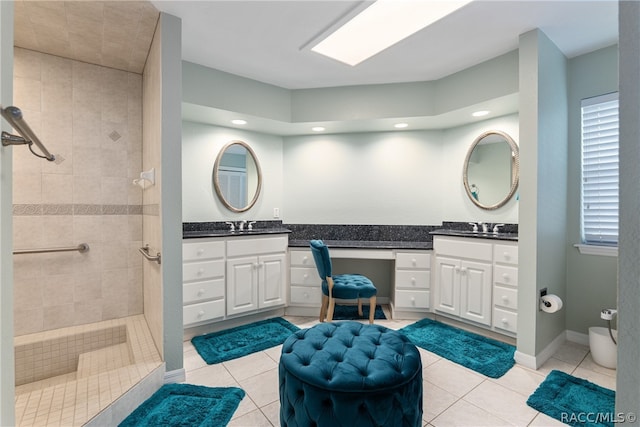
[581,92,619,246]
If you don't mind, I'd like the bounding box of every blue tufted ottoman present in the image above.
[279,321,422,427]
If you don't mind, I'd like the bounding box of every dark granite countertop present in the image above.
[288,239,432,250]
[430,229,518,241]
[183,228,292,239]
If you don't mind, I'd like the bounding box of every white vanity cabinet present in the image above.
[433,238,493,326]
[289,249,323,308]
[226,236,288,316]
[492,242,519,334]
[182,239,226,326]
[433,235,518,335]
[392,251,431,314]
[182,234,288,327]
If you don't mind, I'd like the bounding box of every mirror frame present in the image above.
[463,130,519,210]
[213,140,262,213]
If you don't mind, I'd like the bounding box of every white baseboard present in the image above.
[515,330,566,370]
[566,330,589,346]
[164,368,186,384]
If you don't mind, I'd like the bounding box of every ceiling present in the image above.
[13,1,619,134]
[151,0,618,90]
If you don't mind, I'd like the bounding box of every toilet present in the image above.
[589,326,617,369]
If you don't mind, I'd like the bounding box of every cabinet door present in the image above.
[259,253,286,309]
[226,256,258,316]
[459,260,492,326]
[434,256,460,316]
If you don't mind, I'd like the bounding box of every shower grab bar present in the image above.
[1,106,55,162]
[13,243,90,255]
[139,244,161,265]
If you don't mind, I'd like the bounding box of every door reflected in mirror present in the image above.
[213,140,262,213]
[463,130,519,210]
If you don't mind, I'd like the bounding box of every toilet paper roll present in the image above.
[540,294,563,313]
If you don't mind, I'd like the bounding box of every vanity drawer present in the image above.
[290,286,322,305]
[493,285,518,310]
[395,252,431,269]
[183,260,225,282]
[493,307,517,333]
[183,299,225,326]
[394,289,430,309]
[493,265,518,287]
[183,240,225,261]
[395,270,430,290]
[434,237,492,261]
[290,267,321,286]
[183,279,225,304]
[290,250,315,267]
[227,236,288,257]
[494,244,518,265]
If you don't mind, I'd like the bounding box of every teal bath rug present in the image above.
[399,318,515,378]
[331,304,386,320]
[192,317,299,364]
[527,370,616,427]
[119,384,244,427]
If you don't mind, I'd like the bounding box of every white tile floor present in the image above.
[182,314,617,427]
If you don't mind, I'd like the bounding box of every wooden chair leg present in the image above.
[327,298,336,322]
[358,299,363,317]
[319,294,329,322]
[368,296,377,324]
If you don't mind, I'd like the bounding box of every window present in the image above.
[580,92,619,247]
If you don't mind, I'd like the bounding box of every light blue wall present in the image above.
[0,2,15,424]
[183,114,519,226]
[566,45,618,335]
[182,121,284,222]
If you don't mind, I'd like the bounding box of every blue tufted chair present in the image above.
[309,239,377,324]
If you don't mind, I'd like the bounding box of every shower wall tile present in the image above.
[42,174,73,204]
[12,48,144,336]
[13,173,42,204]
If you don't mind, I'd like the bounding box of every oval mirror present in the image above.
[213,140,262,213]
[463,130,519,210]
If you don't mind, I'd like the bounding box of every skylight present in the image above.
[311,0,473,66]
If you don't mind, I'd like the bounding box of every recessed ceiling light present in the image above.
[472,110,490,117]
[394,123,409,129]
[312,126,325,132]
[311,0,473,66]
[231,119,247,125]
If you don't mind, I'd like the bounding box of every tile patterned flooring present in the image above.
[183,313,617,427]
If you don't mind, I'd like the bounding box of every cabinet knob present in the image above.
[503,252,510,260]
[455,266,460,273]
[410,296,415,303]
[501,318,508,324]
[198,310,205,317]
[411,258,417,265]
[303,273,308,279]
[302,256,308,264]
[460,267,467,274]
[502,295,509,303]
[197,249,204,255]
[198,288,205,296]
[303,292,309,298]
[197,268,204,275]
[411,277,416,284]
[502,273,510,281]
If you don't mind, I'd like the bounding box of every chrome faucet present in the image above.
[478,221,489,233]
[248,221,256,231]
[238,220,247,231]
[225,221,235,232]
[468,222,478,232]
[493,223,504,234]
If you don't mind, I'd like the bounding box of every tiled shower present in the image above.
[11,47,163,426]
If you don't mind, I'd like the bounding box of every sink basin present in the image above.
[430,229,518,240]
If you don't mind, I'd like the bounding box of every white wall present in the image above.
[440,115,519,224]
[183,114,519,226]
[182,121,284,222]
